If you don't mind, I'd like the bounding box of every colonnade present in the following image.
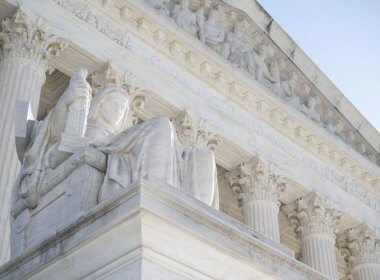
[226,156,380,280]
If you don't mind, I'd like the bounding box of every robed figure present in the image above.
[10,66,219,258]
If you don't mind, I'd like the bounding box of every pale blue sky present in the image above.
[257,0,380,132]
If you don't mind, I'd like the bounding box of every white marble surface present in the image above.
[0,2,378,278]
[7,0,377,226]
[0,179,328,280]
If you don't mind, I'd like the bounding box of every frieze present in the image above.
[142,0,379,165]
[133,46,380,213]
[52,0,130,48]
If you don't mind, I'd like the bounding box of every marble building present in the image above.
[0,0,379,279]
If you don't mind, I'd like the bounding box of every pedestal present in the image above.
[0,179,327,280]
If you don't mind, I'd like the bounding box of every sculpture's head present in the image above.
[180,0,190,9]
[259,45,269,57]
[307,96,318,109]
[88,86,130,135]
[208,10,218,22]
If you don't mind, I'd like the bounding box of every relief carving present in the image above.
[173,0,198,37]
[143,0,379,164]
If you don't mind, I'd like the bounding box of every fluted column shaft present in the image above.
[0,7,66,264]
[226,156,286,243]
[301,232,339,280]
[284,192,342,280]
[352,258,380,280]
[0,55,46,266]
[243,199,280,242]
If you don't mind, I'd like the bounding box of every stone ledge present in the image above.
[0,178,327,280]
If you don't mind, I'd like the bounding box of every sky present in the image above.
[257,0,380,132]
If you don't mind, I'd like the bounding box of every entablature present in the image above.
[8,0,380,228]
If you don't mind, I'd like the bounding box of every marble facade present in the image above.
[0,1,379,279]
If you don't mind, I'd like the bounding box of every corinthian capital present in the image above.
[338,223,380,267]
[173,109,221,150]
[0,6,68,73]
[283,192,342,237]
[225,156,287,205]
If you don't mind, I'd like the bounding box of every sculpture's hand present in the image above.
[75,146,107,172]
[63,68,92,107]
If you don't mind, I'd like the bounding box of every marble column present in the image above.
[0,7,67,263]
[338,223,380,280]
[283,192,342,280]
[226,156,286,243]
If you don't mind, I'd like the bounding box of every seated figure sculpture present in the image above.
[227,22,251,70]
[10,64,219,258]
[201,10,227,57]
[146,0,170,16]
[281,72,302,110]
[173,0,197,37]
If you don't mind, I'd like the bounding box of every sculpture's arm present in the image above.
[263,63,275,83]
[215,28,225,43]
[40,146,106,196]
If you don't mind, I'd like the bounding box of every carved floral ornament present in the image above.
[52,0,130,48]
[225,156,287,205]
[338,223,380,268]
[142,0,378,164]
[0,6,68,73]
[282,192,342,237]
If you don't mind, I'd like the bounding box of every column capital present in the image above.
[283,192,342,237]
[173,109,221,150]
[338,223,380,267]
[0,6,68,74]
[225,156,287,204]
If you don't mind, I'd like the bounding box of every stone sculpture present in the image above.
[201,10,229,58]
[173,0,198,37]
[141,0,378,163]
[173,109,221,206]
[10,63,220,258]
[146,0,170,16]
[250,44,275,83]
[301,95,321,123]
[269,59,282,95]
[281,72,302,109]
[227,22,251,69]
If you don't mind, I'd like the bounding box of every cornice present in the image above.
[223,0,380,155]
[136,0,379,164]
[23,0,380,212]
